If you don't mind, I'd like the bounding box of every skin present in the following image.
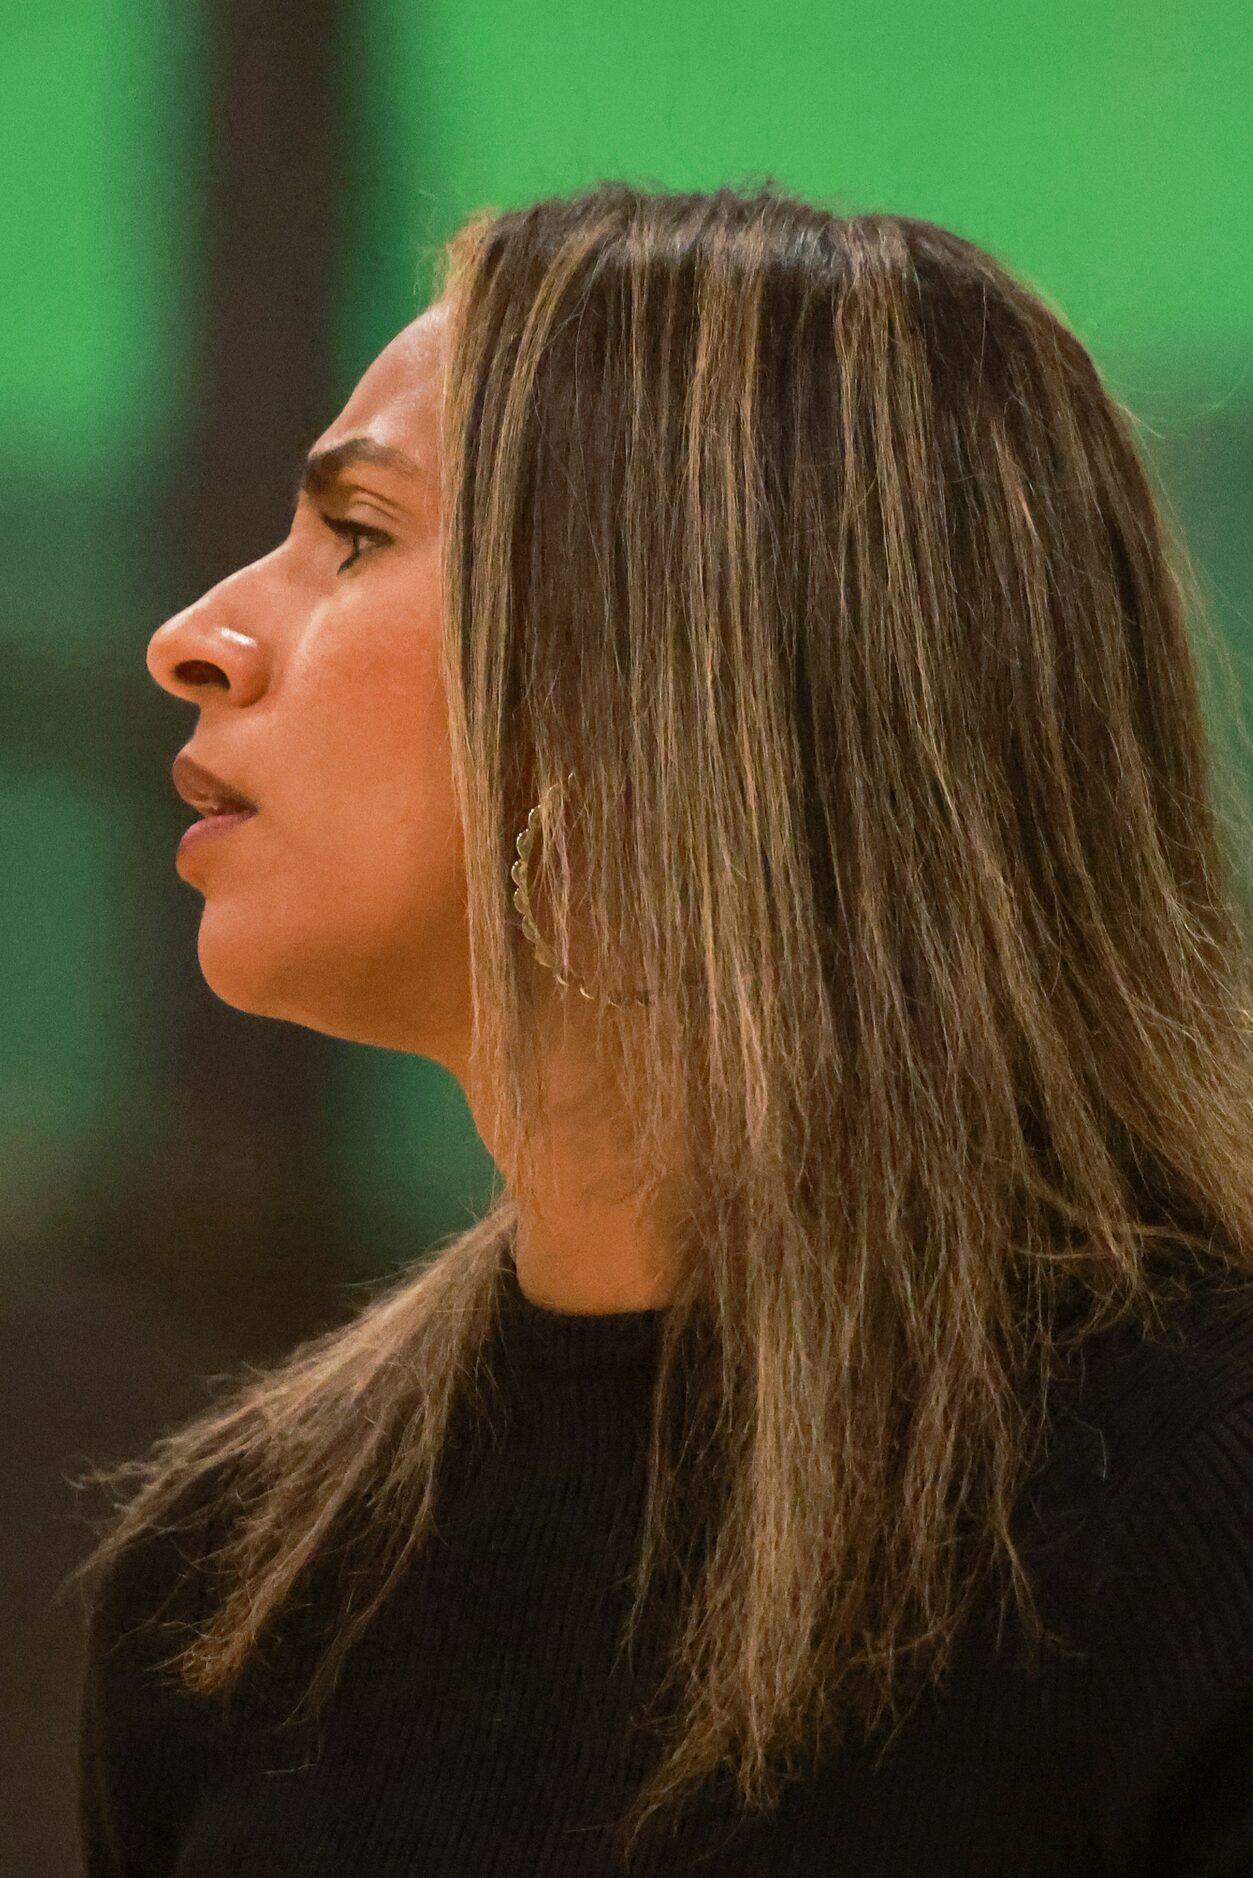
[146,296,678,1315]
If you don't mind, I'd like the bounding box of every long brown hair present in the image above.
[66,181,1253,1860]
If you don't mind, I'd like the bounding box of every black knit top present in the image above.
[78,1254,1253,1875]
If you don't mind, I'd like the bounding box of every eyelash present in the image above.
[321,514,391,574]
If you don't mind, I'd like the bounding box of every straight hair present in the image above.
[67,180,1253,1863]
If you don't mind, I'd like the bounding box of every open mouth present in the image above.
[178,805,258,854]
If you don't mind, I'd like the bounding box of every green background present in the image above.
[4,0,1250,1291]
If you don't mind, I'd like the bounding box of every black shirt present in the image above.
[78,1257,1253,1875]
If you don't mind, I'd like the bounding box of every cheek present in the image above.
[341,667,464,935]
[287,722,464,943]
[292,593,459,881]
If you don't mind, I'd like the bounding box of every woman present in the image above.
[70,182,1253,1875]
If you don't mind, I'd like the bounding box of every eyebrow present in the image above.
[293,436,432,507]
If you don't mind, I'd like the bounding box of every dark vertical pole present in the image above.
[177,1,348,568]
[91,0,363,1355]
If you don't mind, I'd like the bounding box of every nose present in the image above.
[146,572,266,707]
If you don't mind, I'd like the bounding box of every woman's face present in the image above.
[147,297,474,1066]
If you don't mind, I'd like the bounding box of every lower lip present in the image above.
[178,808,258,855]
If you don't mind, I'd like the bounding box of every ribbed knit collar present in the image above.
[495,1249,668,1374]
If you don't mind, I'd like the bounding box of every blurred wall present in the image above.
[2,2,1249,1871]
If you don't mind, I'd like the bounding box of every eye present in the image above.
[321,514,392,574]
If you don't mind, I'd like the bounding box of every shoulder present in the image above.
[1046,1259,1253,1526]
[77,1459,240,1876]
[1010,1259,1253,1633]
[80,1458,237,1685]
[1060,1267,1253,1867]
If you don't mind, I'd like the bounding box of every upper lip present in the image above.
[171,751,258,815]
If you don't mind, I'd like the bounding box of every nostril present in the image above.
[174,660,229,688]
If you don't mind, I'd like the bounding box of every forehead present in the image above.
[313,297,450,462]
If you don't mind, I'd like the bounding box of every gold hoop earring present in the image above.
[509,770,650,1009]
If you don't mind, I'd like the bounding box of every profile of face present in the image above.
[147,297,473,1070]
